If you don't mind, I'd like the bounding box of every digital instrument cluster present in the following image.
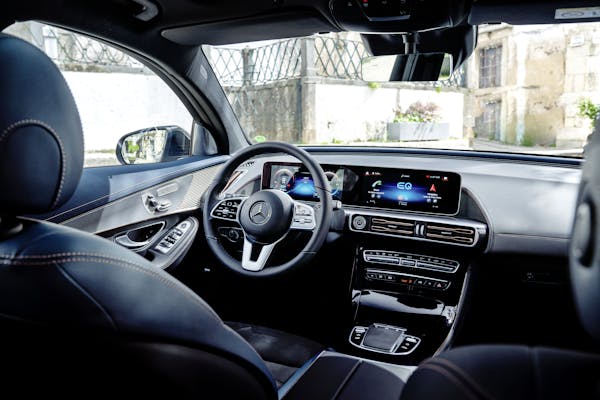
[264,163,345,201]
[262,163,461,215]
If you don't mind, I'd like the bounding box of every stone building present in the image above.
[465,23,600,148]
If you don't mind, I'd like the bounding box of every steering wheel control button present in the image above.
[352,215,368,230]
[291,202,316,230]
[211,198,243,221]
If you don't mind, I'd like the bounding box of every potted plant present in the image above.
[387,101,450,141]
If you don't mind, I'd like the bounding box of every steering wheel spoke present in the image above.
[210,197,245,222]
[290,201,316,231]
[242,238,277,272]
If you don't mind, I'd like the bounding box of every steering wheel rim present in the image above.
[203,142,332,277]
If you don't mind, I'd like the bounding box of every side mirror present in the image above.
[116,126,191,165]
[361,53,453,82]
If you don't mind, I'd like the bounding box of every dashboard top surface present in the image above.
[224,150,581,257]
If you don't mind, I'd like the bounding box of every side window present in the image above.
[4,22,194,167]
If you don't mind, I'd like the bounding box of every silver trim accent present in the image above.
[348,325,421,356]
[434,271,471,355]
[365,269,451,291]
[346,208,487,248]
[219,169,249,196]
[363,249,460,274]
[242,238,278,272]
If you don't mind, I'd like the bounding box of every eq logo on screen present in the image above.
[397,182,413,190]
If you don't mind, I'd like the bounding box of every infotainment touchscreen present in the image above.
[262,162,461,215]
[360,169,461,215]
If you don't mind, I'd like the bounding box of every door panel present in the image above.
[61,164,221,234]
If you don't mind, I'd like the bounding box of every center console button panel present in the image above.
[364,249,459,273]
[365,269,451,290]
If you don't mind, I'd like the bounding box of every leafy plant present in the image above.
[577,97,600,127]
[393,101,441,123]
[520,134,535,147]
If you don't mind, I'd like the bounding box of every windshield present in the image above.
[205,23,600,158]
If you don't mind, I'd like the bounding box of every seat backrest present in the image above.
[0,34,276,399]
[570,117,600,342]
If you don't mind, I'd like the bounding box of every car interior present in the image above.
[1,0,600,399]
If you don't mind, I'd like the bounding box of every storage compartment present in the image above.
[281,352,411,400]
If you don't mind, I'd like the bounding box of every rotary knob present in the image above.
[352,215,368,230]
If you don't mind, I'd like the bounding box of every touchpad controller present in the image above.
[362,324,406,352]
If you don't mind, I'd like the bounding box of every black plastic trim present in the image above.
[302,146,582,166]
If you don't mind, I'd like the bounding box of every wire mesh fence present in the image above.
[207,35,466,88]
[7,22,148,73]
[11,22,465,87]
[313,36,367,80]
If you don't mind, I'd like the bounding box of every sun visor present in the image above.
[161,10,338,46]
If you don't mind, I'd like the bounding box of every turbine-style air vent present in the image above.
[370,217,416,238]
[425,223,476,246]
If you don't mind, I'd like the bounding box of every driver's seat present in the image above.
[0,34,317,398]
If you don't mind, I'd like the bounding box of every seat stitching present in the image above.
[531,348,543,400]
[0,119,67,209]
[0,257,217,316]
[428,358,495,400]
[417,364,482,400]
[0,252,155,265]
[55,264,118,331]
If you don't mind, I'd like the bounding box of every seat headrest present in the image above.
[0,34,84,216]
[570,116,600,342]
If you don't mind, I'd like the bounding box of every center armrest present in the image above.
[281,352,413,400]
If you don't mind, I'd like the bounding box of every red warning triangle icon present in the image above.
[430,184,437,192]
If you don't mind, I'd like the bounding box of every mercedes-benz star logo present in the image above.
[249,201,272,225]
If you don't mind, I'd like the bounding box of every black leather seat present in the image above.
[401,122,600,399]
[0,34,320,398]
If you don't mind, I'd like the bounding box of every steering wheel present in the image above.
[203,142,333,276]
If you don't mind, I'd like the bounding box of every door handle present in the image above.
[115,235,151,249]
[114,221,166,250]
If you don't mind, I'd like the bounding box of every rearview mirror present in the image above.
[361,53,453,82]
[116,126,191,165]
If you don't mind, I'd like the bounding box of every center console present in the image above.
[259,161,489,365]
[345,210,486,363]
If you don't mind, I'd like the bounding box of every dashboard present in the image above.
[221,150,581,257]
[262,162,462,215]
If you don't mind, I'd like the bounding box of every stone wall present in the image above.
[224,77,467,145]
[225,80,302,143]
[471,23,600,148]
